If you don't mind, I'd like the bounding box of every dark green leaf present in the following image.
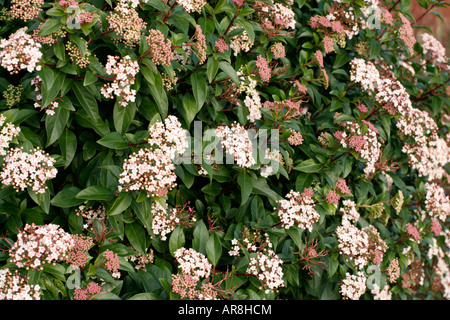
[97,132,129,150]
[206,231,222,266]
[76,186,114,201]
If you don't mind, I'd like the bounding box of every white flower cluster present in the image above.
[0,268,41,300]
[118,147,177,197]
[360,127,382,178]
[0,147,57,194]
[339,120,382,178]
[151,201,178,241]
[259,148,283,178]
[272,3,296,30]
[75,204,107,231]
[147,115,189,160]
[421,33,448,67]
[125,248,154,271]
[229,26,253,56]
[246,249,285,294]
[436,255,450,299]
[174,247,212,280]
[336,217,369,270]
[340,271,367,300]
[30,75,60,116]
[275,189,320,232]
[437,258,450,299]
[375,78,412,115]
[425,182,450,222]
[229,238,240,257]
[339,199,360,223]
[371,283,392,300]
[350,58,380,92]
[362,225,388,265]
[100,55,139,107]
[0,115,20,156]
[151,201,196,241]
[176,0,207,13]
[399,112,449,180]
[229,229,273,257]
[215,122,256,168]
[350,57,449,180]
[9,223,75,270]
[237,70,262,123]
[0,27,42,74]
[118,116,188,197]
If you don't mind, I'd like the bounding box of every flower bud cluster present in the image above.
[2,84,23,108]
[397,13,416,54]
[65,40,91,69]
[107,0,147,47]
[146,29,174,67]
[193,25,207,64]
[288,131,304,146]
[65,234,94,268]
[263,99,307,120]
[171,273,218,300]
[0,268,41,300]
[271,42,286,59]
[73,282,102,300]
[362,225,388,265]
[336,177,351,195]
[103,249,121,279]
[386,258,400,283]
[9,0,44,21]
[255,55,271,83]
[215,37,229,53]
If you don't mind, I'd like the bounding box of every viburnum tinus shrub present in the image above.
[0,0,448,301]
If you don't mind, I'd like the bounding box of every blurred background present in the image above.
[410,1,450,52]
